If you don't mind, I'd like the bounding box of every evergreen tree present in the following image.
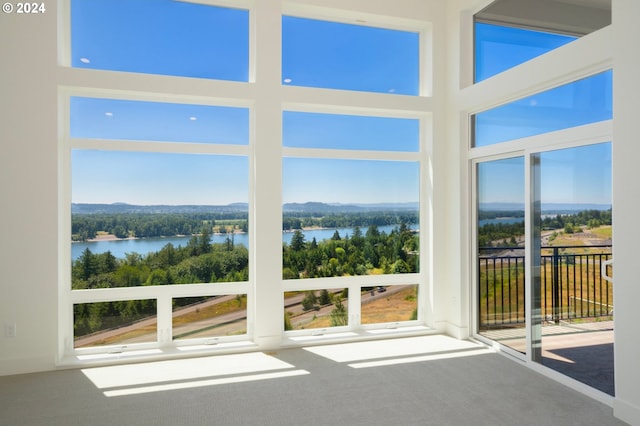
[199,226,212,254]
[290,230,306,251]
[318,289,331,305]
[301,291,317,311]
[330,297,348,326]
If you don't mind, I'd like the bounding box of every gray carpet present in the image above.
[0,336,627,426]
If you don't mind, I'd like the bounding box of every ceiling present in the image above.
[475,0,611,36]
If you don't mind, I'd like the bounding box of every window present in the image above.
[62,1,430,358]
[71,0,249,81]
[473,70,612,147]
[476,157,525,355]
[283,112,419,152]
[475,23,575,82]
[74,300,157,348]
[70,98,249,144]
[471,5,614,391]
[173,295,248,341]
[282,108,424,333]
[68,96,250,348]
[284,288,348,331]
[474,0,611,81]
[282,16,420,95]
[531,142,613,394]
[282,111,421,282]
[70,150,250,287]
[360,284,418,325]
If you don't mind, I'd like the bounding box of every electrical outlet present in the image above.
[4,323,17,338]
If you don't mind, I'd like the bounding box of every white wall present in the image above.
[0,4,59,374]
[612,1,640,423]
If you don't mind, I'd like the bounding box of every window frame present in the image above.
[280,104,431,337]
[466,4,614,369]
[59,89,255,357]
[58,0,435,364]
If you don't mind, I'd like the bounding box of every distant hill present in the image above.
[73,201,419,215]
[540,203,612,214]
[282,201,418,213]
[479,202,611,214]
[72,203,249,215]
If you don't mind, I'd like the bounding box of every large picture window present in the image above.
[281,107,424,333]
[68,96,250,349]
[62,1,429,357]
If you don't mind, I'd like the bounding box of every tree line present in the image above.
[282,223,419,279]
[282,211,418,231]
[72,212,248,241]
[478,209,612,248]
[72,210,418,241]
[73,228,247,290]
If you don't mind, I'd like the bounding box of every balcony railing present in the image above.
[478,245,612,329]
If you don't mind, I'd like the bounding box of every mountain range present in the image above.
[72,201,419,215]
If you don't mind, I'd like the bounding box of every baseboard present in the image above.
[434,321,470,340]
[0,355,55,377]
[614,398,640,425]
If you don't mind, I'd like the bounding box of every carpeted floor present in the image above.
[0,335,627,426]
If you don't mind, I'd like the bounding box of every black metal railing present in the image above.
[478,245,612,329]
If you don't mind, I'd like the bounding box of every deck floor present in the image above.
[480,321,614,395]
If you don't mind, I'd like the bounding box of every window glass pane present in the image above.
[475,22,576,82]
[71,97,249,145]
[71,0,249,81]
[282,158,419,279]
[533,142,613,395]
[473,70,612,147]
[283,111,419,152]
[284,288,349,331]
[360,284,418,325]
[476,157,526,355]
[173,295,247,340]
[71,151,249,288]
[282,16,419,95]
[74,300,157,348]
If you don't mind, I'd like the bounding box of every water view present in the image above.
[72,224,404,260]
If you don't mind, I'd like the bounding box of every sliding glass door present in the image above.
[476,157,526,355]
[531,143,613,395]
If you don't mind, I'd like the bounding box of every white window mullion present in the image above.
[251,0,284,348]
[156,294,173,345]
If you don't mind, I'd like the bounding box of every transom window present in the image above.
[71,0,249,81]
[282,15,420,95]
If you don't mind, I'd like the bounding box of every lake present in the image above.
[478,217,524,227]
[71,224,406,260]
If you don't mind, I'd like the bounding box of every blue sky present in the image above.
[282,158,419,205]
[70,1,611,207]
[71,0,249,80]
[282,15,419,95]
[474,71,613,147]
[478,143,612,207]
[72,151,249,205]
[70,98,249,144]
[475,22,576,82]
